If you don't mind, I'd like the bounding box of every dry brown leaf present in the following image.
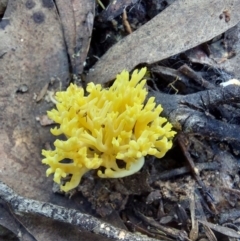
[0,203,34,241]
[0,0,69,200]
[0,1,103,240]
[87,0,240,84]
[55,0,95,79]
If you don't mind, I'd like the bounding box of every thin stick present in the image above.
[0,181,160,241]
[123,9,132,34]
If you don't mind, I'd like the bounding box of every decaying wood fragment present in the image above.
[151,84,240,143]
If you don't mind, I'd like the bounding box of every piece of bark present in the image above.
[86,0,240,84]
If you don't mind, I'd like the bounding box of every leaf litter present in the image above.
[1,0,240,240]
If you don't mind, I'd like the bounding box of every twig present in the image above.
[178,64,215,89]
[123,9,132,34]
[0,181,160,241]
[178,134,217,214]
[151,161,220,182]
[134,209,190,240]
[220,186,240,197]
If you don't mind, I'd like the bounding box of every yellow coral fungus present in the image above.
[42,68,176,192]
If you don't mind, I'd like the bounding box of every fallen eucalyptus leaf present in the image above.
[87,0,240,84]
[0,1,83,240]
